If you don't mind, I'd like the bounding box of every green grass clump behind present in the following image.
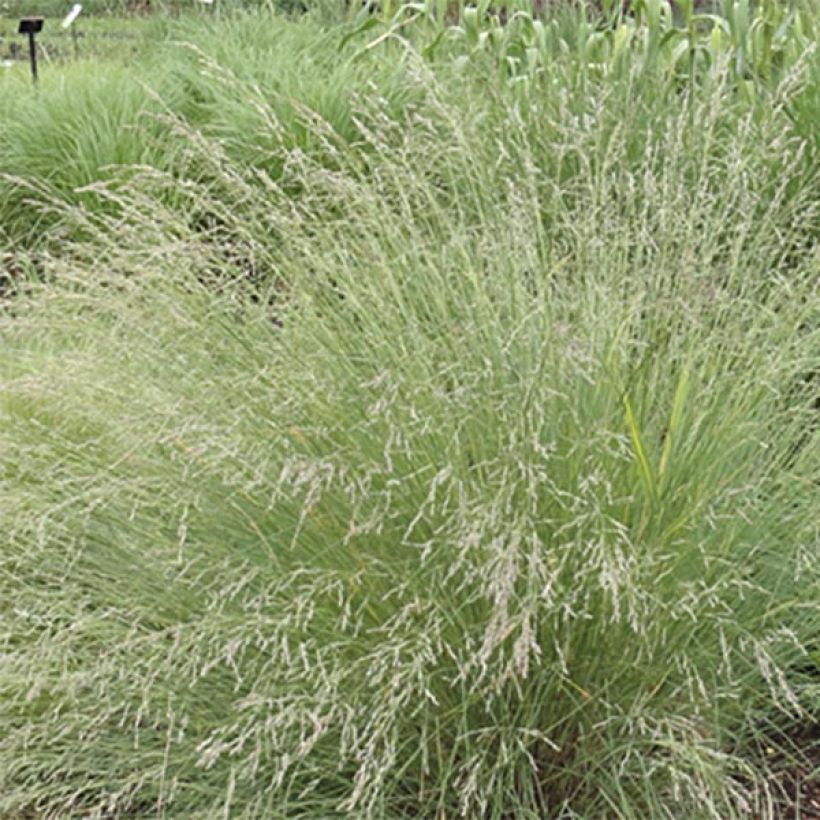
[0,12,417,246]
[1,35,818,814]
[0,61,179,243]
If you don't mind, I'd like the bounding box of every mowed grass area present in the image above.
[1,2,818,817]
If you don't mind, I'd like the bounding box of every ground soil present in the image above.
[757,722,820,819]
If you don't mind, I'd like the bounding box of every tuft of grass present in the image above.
[1,26,818,814]
[0,61,179,244]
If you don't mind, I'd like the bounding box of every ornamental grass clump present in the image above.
[1,43,818,820]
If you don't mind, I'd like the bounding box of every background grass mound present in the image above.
[1,5,819,819]
[0,13,415,247]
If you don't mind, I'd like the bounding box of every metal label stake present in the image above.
[18,17,44,85]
